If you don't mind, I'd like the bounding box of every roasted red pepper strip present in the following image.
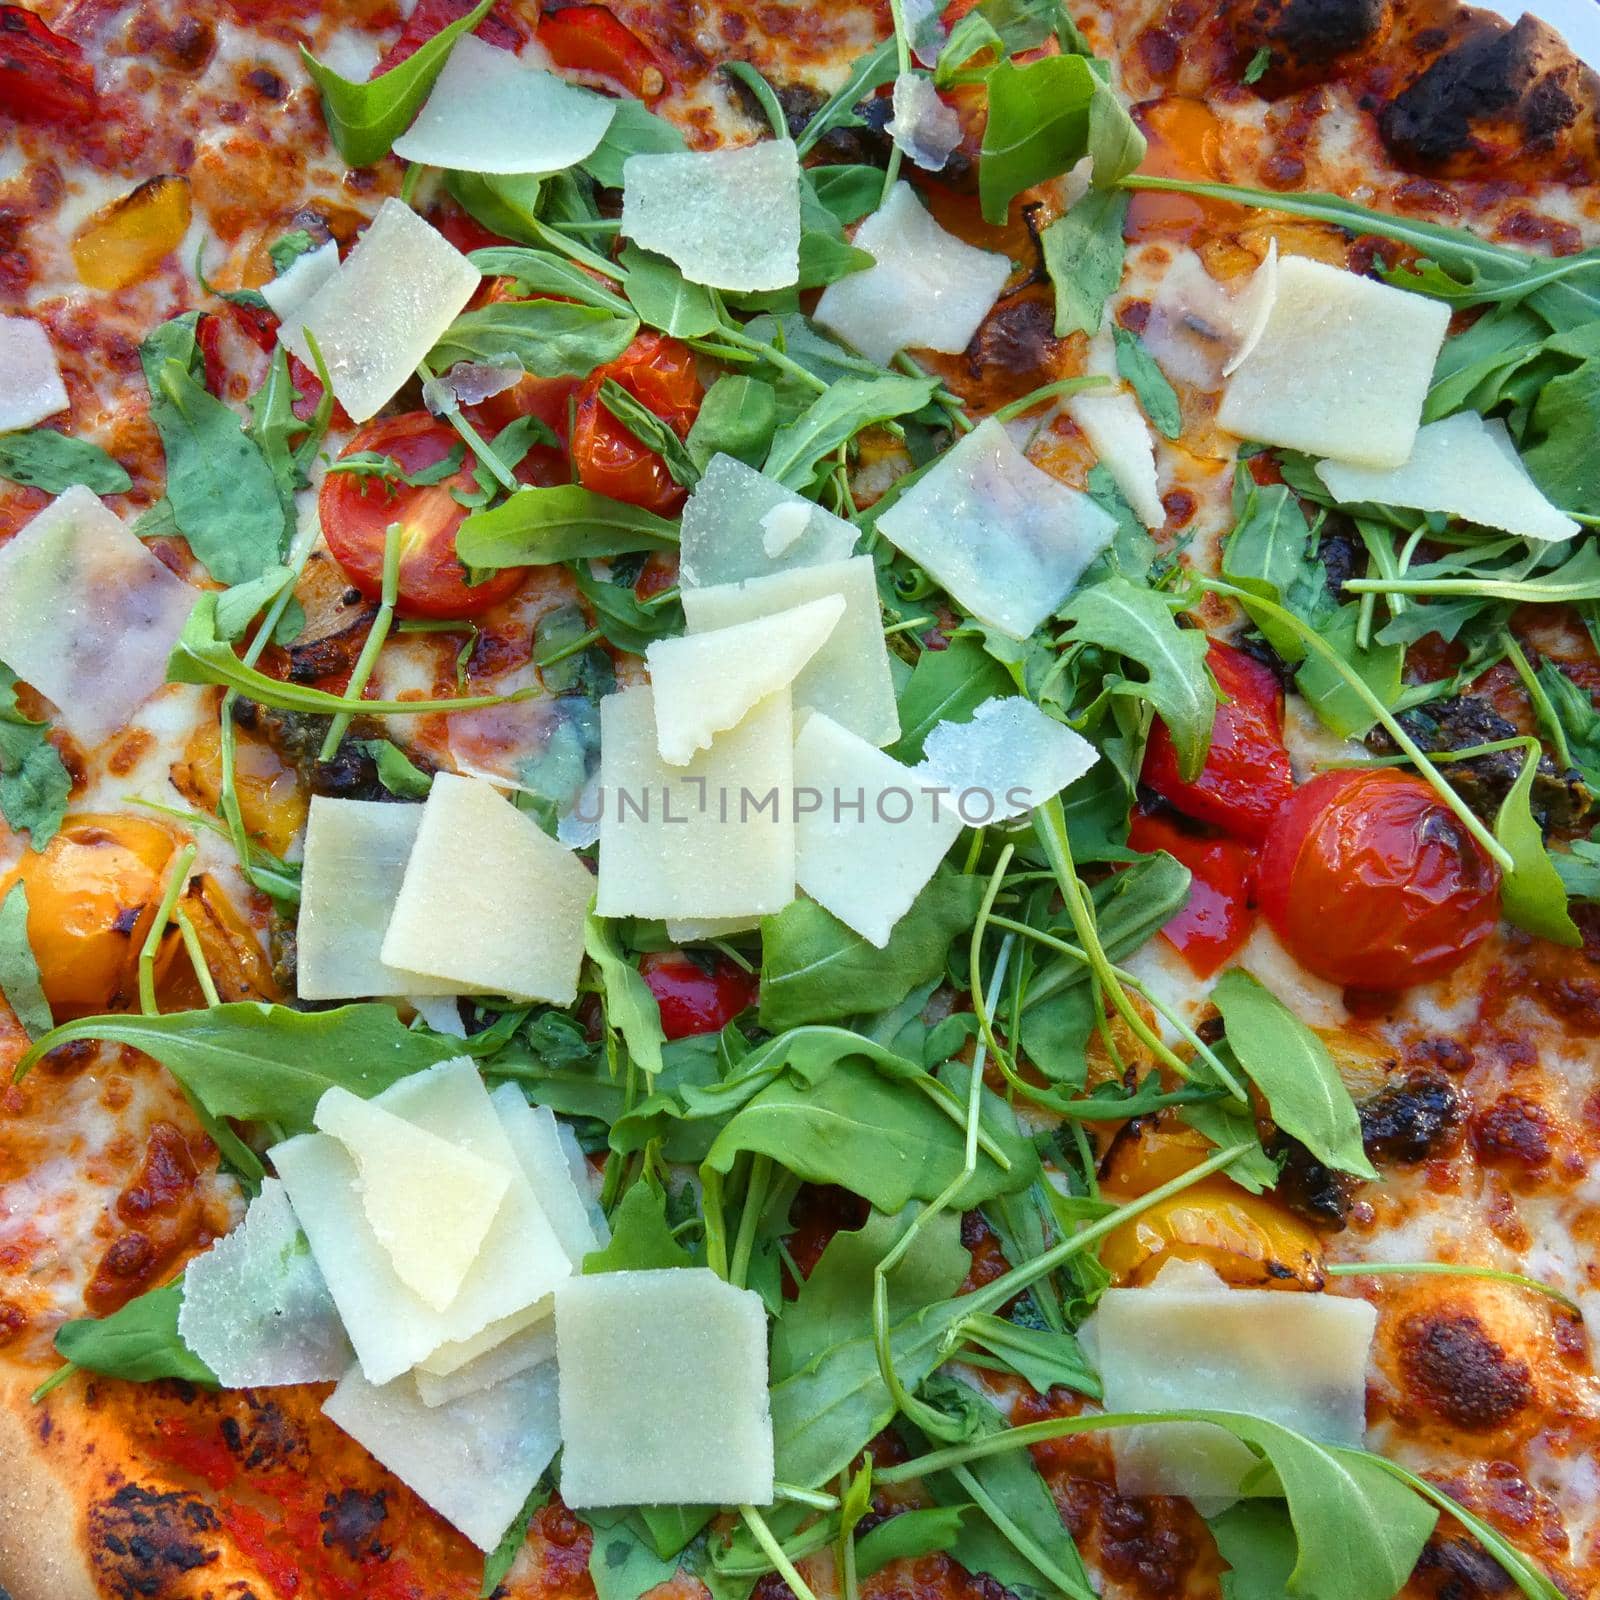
[538,4,665,97]
[0,6,97,127]
[1127,809,1257,978]
[374,0,524,74]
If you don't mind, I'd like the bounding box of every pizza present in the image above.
[0,0,1598,1597]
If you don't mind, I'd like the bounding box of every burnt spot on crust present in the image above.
[964,298,1060,401]
[320,1487,390,1562]
[220,1398,307,1473]
[1234,0,1390,83]
[1093,1491,1199,1596]
[89,1483,220,1599]
[1471,1094,1554,1168]
[1398,1310,1534,1429]
[1415,1535,1517,1600]
[1378,15,1584,170]
[1359,1072,1464,1164]
[1273,1137,1353,1229]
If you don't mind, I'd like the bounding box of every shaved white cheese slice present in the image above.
[0,485,193,744]
[0,314,69,431]
[621,140,802,292]
[1066,389,1165,529]
[422,357,523,416]
[875,418,1116,639]
[278,199,480,424]
[918,697,1098,823]
[679,454,858,590]
[324,1358,560,1551]
[886,73,962,171]
[409,994,465,1036]
[392,35,615,174]
[415,1301,549,1382]
[647,595,845,765]
[490,1084,604,1267]
[259,239,340,325]
[793,712,964,948]
[596,685,795,920]
[814,182,1010,367]
[271,1059,573,1384]
[177,1179,350,1387]
[682,556,900,748]
[315,1086,509,1312]
[415,1318,556,1408]
[666,915,759,942]
[554,1119,609,1248]
[381,773,593,1005]
[555,1268,773,1507]
[1082,1260,1376,1502]
[1218,255,1450,469]
[298,799,461,1001]
[1315,411,1580,542]
[1222,239,1277,377]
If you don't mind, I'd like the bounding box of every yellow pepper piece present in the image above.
[171,719,307,860]
[73,176,192,293]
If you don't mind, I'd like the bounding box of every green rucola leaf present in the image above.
[456,485,678,569]
[0,429,131,495]
[0,882,52,1040]
[1495,741,1582,947]
[52,1280,217,1388]
[430,299,639,378]
[1041,189,1128,337]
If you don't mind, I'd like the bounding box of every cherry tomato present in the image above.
[1258,769,1500,991]
[374,0,524,75]
[571,332,701,515]
[319,413,526,620]
[0,6,96,127]
[1141,638,1295,842]
[538,5,665,98]
[640,952,758,1039]
[1127,810,1256,978]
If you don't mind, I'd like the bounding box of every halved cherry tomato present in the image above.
[571,332,701,516]
[1258,769,1500,991]
[319,413,526,620]
[640,951,758,1039]
[538,5,665,98]
[0,6,96,127]
[1127,809,1255,978]
[1141,638,1295,842]
[374,0,524,75]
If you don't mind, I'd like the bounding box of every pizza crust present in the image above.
[0,1373,98,1600]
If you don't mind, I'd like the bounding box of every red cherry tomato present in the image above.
[1258,769,1500,991]
[0,6,96,127]
[640,952,758,1040]
[1141,639,1295,843]
[373,0,524,75]
[538,5,665,98]
[571,332,701,516]
[1127,810,1256,979]
[319,413,526,620]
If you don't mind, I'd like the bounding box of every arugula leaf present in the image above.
[1523,330,1600,516]
[1292,602,1402,740]
[598,379,698,488]
[1211,1503,1310,1600]
[685,375,778,470]
[795,37,899,155]
[572,565,683,654]
[1057,577,1215,780]
[445,169,547,246]
[469,246,632,316]
[582,98,687,188]
[1241,46,1272,84]
[268,229,318,274]
[584,911,666,1082]
[301,0,493,166]
[52,1279,217,1387]
[1212,969,1375,1179]
[1041,189,1128,337]
[855,1507,972,1578]
[1112,326,1181,438]
[588,1509,682,1600]
[1221,469,1328,654]
[1495,742,1582,946]
[1554,837,1600,902]
[327,445,465,493]
[0,882,51,1039]
[17,1003,463,1135]
[584,1179,693,1272]
[807,165,882,227]
[619,243,722,338]
[246,346,309,520]
[764,373,938,490]
[354,738,432,798]
[430,299,638,378]
[959,1313,1099,1395]
[0,662,70,847]
[758,875,985,1030]
[141,320,287,585]
[456,484,678,568]
[0,429,131,494]
[888,638,1015,763]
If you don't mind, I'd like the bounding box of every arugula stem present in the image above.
[172,908,222,1007]
[1324,1260,1581,1316]
[987,374,1111,426]
[969,847,1018,1076]
[729,1154,772,1288]
[1202,579,1515,873]
[319,522,402,761]
[1500,629,1573,770]
[137,844,197,1015]
[740,1506,822,1600]
[949,1462,1097,1600]
[775,1483,840,1510]
[29,1360,78,1404]
[295,329,337,473]
[416,358,520,494]
[880,0,912,204]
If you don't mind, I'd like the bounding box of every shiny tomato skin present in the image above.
[0,7,97,127]
[320,413,525,620]
[1258,769,1500,991]
[640,952,758,1040]
[571,332,701,515]
[1127,810,1256,978]
[1141,639,1295,842]
[538,6,664,97]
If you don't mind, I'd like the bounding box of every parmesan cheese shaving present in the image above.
[1222,239,1278,377]
[918,697,1099,821]
[413,1318,556,1409]
[0,314,69,431]
[0,485,194,744]
[886,73,962,171]
[620,139,802,292]
[813,182,1010,367]
[1314,411,1580,542]
[392,35,615,175]
[490,1084,604,1268]
[277,199,481,423]
[555,1268,774,1508]
[874,418,1116,639]
[259,238,340,325]
[1218,255,1451,469]
[1066,388,1165,529]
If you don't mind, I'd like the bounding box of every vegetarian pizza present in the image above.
[1,0,1599,1597]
